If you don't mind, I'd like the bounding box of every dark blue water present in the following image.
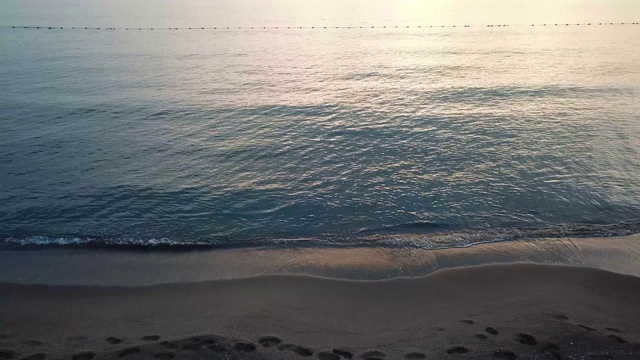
[1,0,640,249]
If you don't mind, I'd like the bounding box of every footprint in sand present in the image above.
[178,335,214,349]
[332,348,353,359]
[515,333,537,346]
[199,338,217,346]
[0,351,14,360]
[153,353,174,360]
[117,347,140,358]
[461,320,475,325]
[552,315,568,321]
[486,327,499,335]
[278,344,314,357]
[361,350,386,360]
[577,324,596,331]
[318,351,340,360]
[607,334,627,344]
[258,336,282,348]
[474,334,488,340]
[72,352,95,360]
[404,352,426,359]
[21,354,46,360]
[605,327,622,333]
[233,342,257,352]
[160,341,177,350]
[541,343,562,360]
[106,337,122,345]
[181,344,197,351]
[295,347,314,357]
[141,335,161,342]
[493,349,516,360]
[446,347,468,355]
[208,345,227,353]
[278,344,296,352]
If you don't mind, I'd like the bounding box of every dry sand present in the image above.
[1,263,640,359]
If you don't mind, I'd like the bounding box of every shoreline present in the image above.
[1,234,640,285]
[1,263,640,359]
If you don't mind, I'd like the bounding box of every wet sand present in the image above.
[1,263,640,359]
[2,234,640,285]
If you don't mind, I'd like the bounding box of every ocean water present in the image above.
[1,0,640,249]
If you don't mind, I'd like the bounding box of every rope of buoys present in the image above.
[2,22,639,31]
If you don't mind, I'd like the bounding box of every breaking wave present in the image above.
[2,221,639,251]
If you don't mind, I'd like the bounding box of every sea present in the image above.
[1,0,640,251]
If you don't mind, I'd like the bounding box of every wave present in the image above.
[1,220,639,251]
[357,221,448,233]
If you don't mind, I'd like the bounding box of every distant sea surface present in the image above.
[1,0,640,249]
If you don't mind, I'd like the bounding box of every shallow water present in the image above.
[1,0,640,249]
[3,235,640,284]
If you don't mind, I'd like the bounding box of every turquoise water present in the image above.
[1,0,640,248]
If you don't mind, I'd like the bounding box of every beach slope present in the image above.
[1,263,640,359]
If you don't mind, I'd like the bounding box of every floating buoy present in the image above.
[6,21,637,31]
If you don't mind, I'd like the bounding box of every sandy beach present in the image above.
[3,0,640,359]
[2,262,640,360]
